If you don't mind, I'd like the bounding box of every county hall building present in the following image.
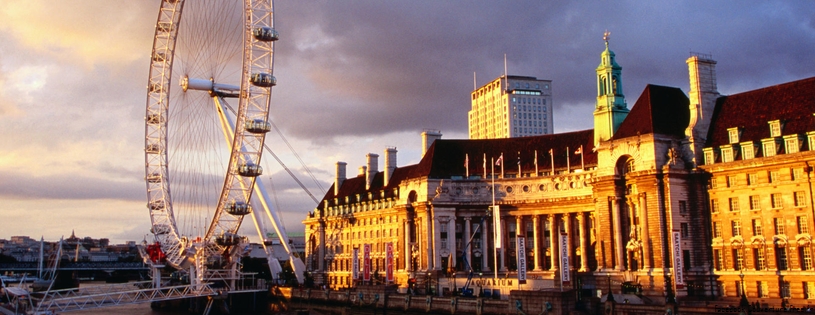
[302,38,815,307]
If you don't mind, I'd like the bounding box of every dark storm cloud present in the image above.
[272,1,815,140]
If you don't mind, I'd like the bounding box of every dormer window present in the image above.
[784,135,802,154]
[762,139,778,157]
[720,145,735,163]
[769,120,782,137]
[728,127,741,144]
[741,142,756,160]
[703,147,716,165]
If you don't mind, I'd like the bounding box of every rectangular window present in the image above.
[780,281,791,298]
[752,219,763,236]
[785,136,800,154]
[754,248,766,270]
[749,195,760,211]
[806,282,815,299]
[795,191,807,207]
[775,218,786,235]
[743,144,755,160]
[726,176,736,187]
[800,247,812,271]
[681,223,689,238]
[792,168,804,181]
[714,249,723,271]
[721,147,734,163]
[713,222,722,238]
[747,173,758,186]
[769,120,782,137]
[440,223,448,250]
[679,200,688,214]
[729,198,740,212]
[771,193,783,208]
[732,220,741,237]
[763,140,777,157]
[769,170,780,183]
[711,199,720,213]
[704,149,715,165]
[758,281,769,298]
[710,177,719,189]
[777,247,788,271]
[728,127,740,144]
[732,249,743,270]
[735,281,743,297]
[798,216,810,234]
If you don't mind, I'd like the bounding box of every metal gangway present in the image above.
[33,282,216,314]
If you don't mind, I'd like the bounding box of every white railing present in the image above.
[34,282,216,313]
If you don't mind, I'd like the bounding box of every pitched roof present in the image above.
[613,84,690,140]
[319,130,597,208]
[706,76,815,149]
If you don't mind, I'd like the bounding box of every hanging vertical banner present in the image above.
[386,242,394,283]
[560,233,570,285]
[672,230,685,288]
[352,248,360,281]
[363,244,372,282]
[493,205,502,248]
[517,236,527,284]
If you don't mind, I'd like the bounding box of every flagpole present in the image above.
[580,145,585,170]
[500,153,504,179]
[491,157,497,280]
[534,150,538,177]
[517,152,521,177]
[550,149,554,175]
[465,153,469,178]
[483,153,487,179]
[566,147,570,173]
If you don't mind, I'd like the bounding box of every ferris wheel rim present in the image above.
[143,0,277,269]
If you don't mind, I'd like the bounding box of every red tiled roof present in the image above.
[706,77,815,150]
[613,84,690,140]
[413,130,596,179]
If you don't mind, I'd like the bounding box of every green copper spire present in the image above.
[593,31,629,146]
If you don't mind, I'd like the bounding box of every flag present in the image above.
[493,205,502,248]
[495,153,504,166]
[575,146,582,155]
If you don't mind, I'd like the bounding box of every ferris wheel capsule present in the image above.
[215,233,242,247]
[245,119,272,133]
[238,163,263,177]
[226,201,251,216]
[250,73,276,87]
[253,27,279,42]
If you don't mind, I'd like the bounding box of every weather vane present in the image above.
[603,30,611,44]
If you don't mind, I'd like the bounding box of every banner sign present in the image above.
[493,205,502,248]
[517,236,527,284]
[386,242,394,283]
[672,230,684,288]
[363,244,371,282]
[560,233,570,284]
[352,248,359,281]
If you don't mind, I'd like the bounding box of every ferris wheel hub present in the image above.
[180,76,240,96]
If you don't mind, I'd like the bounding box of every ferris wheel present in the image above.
[143,0,279,271]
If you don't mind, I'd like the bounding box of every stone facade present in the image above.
[303,42,815,310]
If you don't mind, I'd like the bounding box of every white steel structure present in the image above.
[144,0,302,285]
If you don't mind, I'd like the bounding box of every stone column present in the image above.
[448,217,457,270]
[481,218,490,272]
[464,217,472,270]
[533,215,542,271]
[563,213,572,272]
[549,214,559,273]
[578,212,589,272]
[405,219,411,270]
[639,193,651,269]
[318,222,326,272]
[611,196,625,271]
[431,216,440,270]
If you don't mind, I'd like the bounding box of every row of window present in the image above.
[712,216,810,239]
[705,130,814,164]
[732,281,815,299]
[712,168,806,189]
[713,246,813,272]
[711,192,808,213]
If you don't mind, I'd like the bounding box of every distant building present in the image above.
[304,38,815,309]
[468,75,553,139]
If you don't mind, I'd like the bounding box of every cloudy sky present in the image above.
[0,1,813,244]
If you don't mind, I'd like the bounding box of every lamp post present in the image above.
[426,272,432,296]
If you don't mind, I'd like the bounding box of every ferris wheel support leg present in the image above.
[212,96,305,285]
